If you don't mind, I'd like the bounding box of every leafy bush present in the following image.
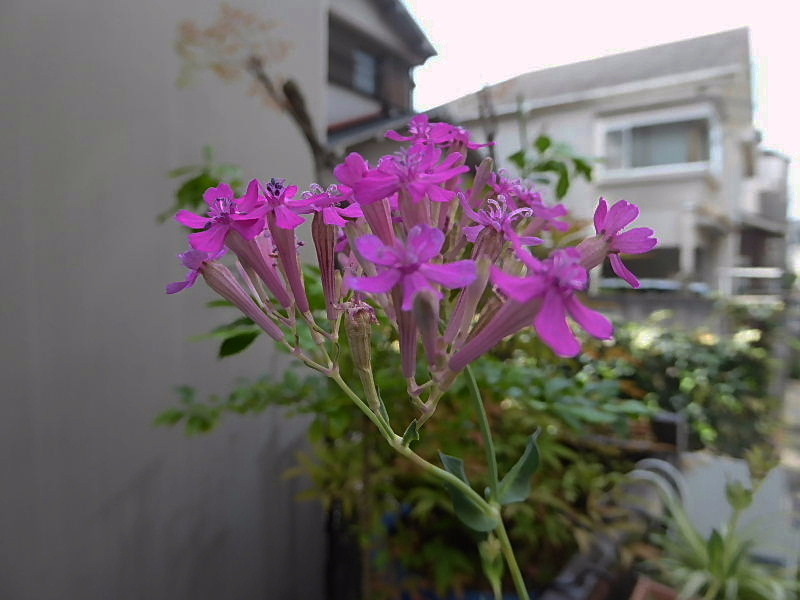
[582,312,778,458]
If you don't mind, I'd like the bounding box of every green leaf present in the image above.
[219,331,260,358]
[154,408,184,427]
[439,452,499,532]
[206,299,234,308]
[508,150,527,170]
[167,165,200,178]
[555,166,570,199]
[572,156,594,180]
[176,172,218,213]
[534,134,552,154]
[497,430,541,505]
[402,419,420,447]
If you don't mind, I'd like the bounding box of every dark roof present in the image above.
[460,28,750,105]
[372,0,436,61]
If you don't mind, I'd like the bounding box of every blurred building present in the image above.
[327,0,435,134]
[358,28,790,299]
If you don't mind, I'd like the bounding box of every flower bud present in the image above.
[413,290,442,368]
[343,301,377,372]
[312,212,339,320]
[201,261,285,343]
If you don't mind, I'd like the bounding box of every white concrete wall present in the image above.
[328,82,382,125]
[0,1,327,598]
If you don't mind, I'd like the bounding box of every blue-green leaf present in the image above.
[439,452,499,532]
[497,430,541,505]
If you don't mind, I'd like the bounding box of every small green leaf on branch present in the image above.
[497,430,541,505]
[219,331,260,357]
[402,419,420,447]
[439,452,500,532]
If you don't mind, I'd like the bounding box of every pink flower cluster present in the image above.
[168,117,657,379]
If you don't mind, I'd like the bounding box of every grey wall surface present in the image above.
[1,1,327,598]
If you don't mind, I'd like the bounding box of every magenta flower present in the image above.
[166,249,223,294]
[491,171,570,233]
[347,225,477,311]
[386,114,491,149]
[176,183,267,253]
[335,153,396,244]
[462,195,542,245]
[299,184,363,226]
[450,248,612,368]
[242,178,306,230]
[353,145,469,206]
[579,198,658,288]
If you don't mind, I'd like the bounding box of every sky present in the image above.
[402,0,798,215]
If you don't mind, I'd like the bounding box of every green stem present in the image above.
[331,369,526,600]
[330,373,396,444]
[496,518,530,600]
[329,373,494,521]
[466,365,499,497]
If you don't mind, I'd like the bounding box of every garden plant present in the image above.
[164,114,657,598]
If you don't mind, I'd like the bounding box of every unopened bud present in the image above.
[413,290,442,367]
[344,302,377,371]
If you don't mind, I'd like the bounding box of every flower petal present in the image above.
[175,210,211,229]
[463,225,484,243]
[564,295,613,339]
[231,216,266,240]
[274,205,305,230]
[166,270,199,295]
[407,225,445,262]
[534,289,581,357]
[189,223,228,253]
[322,206,348,226]
[401,272,440,311]
[347,268,402,294]
[419,260,477,289]
[356,235,401,266]
[203,183,235,206]
[353,173,399,205]
[609,254,640,288]
[492,267,546,302]
[612,228,658,254]
[603,200,639,234]
[593,197,608,233]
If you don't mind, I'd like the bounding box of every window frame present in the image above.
[594,104,722,182]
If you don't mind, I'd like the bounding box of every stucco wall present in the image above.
[0,1,327,598]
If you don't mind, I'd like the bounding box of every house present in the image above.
[392,28,788,297]
[327,0,435,133]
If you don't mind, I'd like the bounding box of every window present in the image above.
[352,49,378,96]
[603,118,711,171]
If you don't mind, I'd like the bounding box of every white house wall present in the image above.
[328,82,383,126]
[0,1,326,598]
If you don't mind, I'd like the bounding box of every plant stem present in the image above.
[466,365,499,497]
[330,373,396,444]
[329,374,494,520]
[331,369,528,600]
[495,518,530,600]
